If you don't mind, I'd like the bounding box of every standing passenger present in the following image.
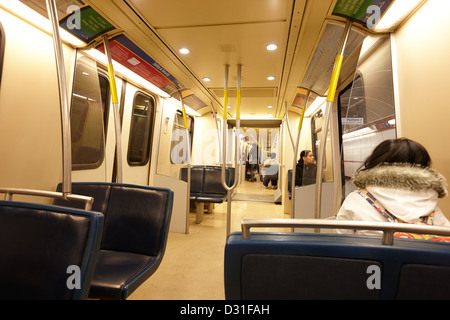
[248,143,258,182]
[336,138,450,237]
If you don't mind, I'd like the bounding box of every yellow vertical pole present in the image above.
[314,20,352,221]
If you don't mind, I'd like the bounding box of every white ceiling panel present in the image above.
[127,0,294,117]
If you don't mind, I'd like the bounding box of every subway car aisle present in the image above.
[128,178,289,300]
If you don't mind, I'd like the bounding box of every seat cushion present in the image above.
[196,194,227,203]
[89,250,155,300]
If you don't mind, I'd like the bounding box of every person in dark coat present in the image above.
[295,150,316,186]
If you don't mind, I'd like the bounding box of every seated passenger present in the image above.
[336,138,450,237]
[295,150,316,186]
[262,152,278,188]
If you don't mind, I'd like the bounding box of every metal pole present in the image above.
[45,0,71,197]
[103,35,123,183]
[178,90,191,234]
[221,65,240,236]
[291,90,311,218]
[210,102,222,161]
[314,20,352,221]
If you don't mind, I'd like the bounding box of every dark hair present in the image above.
[298,150,312,166]
[361,138,431,170]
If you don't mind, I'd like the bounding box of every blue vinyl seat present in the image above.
[55,182,173,300]
[225,219,450,300]
[0,200,103,300]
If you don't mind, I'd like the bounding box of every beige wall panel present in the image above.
[393,0,450,218]
[0,9,75,202]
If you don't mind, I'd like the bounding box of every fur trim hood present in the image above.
[353,163,448,198]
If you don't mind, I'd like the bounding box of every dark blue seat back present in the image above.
[225,231,450,300]
[203,167,228,195]
[180,166,204,197]
[102,184,171,257]
[0,201,103,300]
[180,165,235,202]
[55,182,173,256]
[55,182,173,299]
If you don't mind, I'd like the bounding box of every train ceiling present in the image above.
[121,0,333,118]
[21,0,371,118]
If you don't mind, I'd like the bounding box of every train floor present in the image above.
[128,173,290,300]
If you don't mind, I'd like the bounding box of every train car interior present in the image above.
[0,0,450,301]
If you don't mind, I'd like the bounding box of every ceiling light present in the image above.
[203,77,211,82]
[179,48,190,54]
[374,0,424,32]
[267,76,275,81]
[227,105,231,109]
[266,44,277,51]
[268,105,273,109]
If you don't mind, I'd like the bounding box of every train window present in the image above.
[98,72,111,136]
[70,55,106,170]
[127,92,155,166]
[338,35,396,197]
[170,110,194,164]
[311,109,323,162]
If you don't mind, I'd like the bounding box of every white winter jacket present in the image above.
[336,164,450,235]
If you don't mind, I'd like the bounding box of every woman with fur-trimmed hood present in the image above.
[336,138,450,236]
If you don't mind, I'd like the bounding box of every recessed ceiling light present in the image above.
[179,48,190,54]
[203,77,211,82]
[267,76,275,81]
[268,105,273,109]
[266,44,277,51]
[227,105,231,109]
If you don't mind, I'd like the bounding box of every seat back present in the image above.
[0,201,103,300]
[102,184,172,256]
[225,221,450,300]
[55,182,173,257]
[203,166,228,196]
[180,165,235,197]
[180,166,204,195]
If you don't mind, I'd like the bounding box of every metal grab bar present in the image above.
[220,64,240,193]
[46,0,72,197]
[0,188,94,211]
[290,89,311,219]
[240,218,450,245]
[177,89,192,234]
[314,20,352,220]
[221,64,241,236]
[103,35,123,183]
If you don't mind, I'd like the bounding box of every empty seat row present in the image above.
[180,165,235,223]
[225,219,450,300]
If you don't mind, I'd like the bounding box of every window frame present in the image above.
[126,91,156,166]
[70,55,109,170]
